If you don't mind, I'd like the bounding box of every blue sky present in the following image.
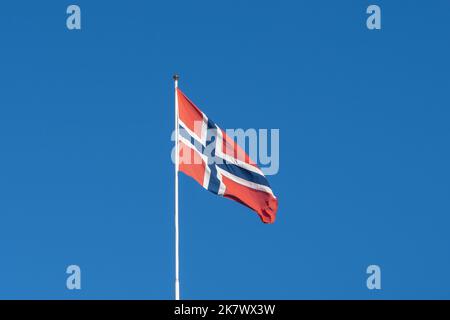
[1,1,450,299]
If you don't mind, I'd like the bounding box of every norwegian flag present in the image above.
[176,88,278,223]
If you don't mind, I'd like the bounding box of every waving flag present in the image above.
[176,88,278,224]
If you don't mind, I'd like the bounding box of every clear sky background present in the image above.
[1,1,450,299]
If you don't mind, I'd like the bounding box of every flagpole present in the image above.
[173,74,180,300]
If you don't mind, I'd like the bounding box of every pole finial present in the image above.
[173,74,180,81]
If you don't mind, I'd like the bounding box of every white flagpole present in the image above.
[173,74,180,300]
